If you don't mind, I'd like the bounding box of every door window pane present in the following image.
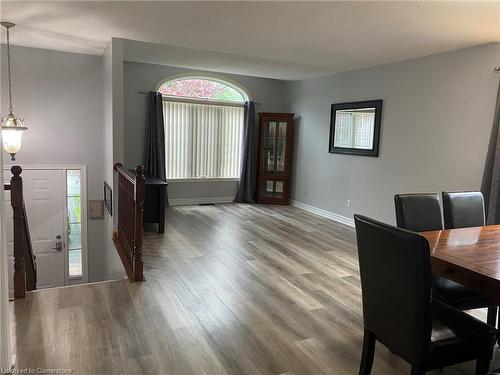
[67,196,81,223]
[67,171,81,196]
[67,170,82,278]
[69,250,82,277]
[68,223,81,250]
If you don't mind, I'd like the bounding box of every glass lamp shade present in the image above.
[1,113,27,160]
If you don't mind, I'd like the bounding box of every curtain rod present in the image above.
[138,91,261,105]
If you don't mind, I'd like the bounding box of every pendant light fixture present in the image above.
[1,21,27,161]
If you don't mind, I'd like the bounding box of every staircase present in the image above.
[4,166,36,298]
[113,163,145,282]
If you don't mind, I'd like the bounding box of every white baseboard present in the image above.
[169,196,235,206]
[290,200,355,228]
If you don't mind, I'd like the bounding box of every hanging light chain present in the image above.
[6,25,13,113]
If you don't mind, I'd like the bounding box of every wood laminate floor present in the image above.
[9,204,500,374]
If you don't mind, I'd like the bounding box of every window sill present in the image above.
[167,178,240,183]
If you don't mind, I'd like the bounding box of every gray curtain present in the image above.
[144,91,166,181]
[235,101,258,203]
[481,80,500,224]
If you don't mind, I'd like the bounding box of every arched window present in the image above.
[158,77,249,103]
[158,76,250,180]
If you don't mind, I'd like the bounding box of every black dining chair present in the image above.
[394,193,498,328]
[354,214,497,375]
[394,193,443,232]
[442,191,485,229]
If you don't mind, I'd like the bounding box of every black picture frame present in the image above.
[104,181,112,216]
[328,99,383,157]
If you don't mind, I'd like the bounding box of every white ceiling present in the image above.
[1,1,500,80]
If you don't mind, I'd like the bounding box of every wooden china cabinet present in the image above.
[257,112,294,204]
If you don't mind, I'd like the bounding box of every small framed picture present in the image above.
[104,181,112,216]
[88,200,104,220]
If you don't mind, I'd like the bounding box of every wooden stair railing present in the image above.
[113,163,145,282]
[22,204,36,292]
[4,166,36,298]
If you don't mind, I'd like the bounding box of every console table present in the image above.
[143,177,168,233]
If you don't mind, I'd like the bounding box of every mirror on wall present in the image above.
[329,99,382,157]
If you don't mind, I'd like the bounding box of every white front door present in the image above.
[5,169,65,290]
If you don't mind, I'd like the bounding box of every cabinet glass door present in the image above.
[259,179,285,200]
[264,121,276,173]
[261,179,275,198]
[276,122,287,173]
[275,180,284,199]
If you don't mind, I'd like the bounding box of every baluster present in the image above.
[134,165,145,281]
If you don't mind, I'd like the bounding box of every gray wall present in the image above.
[287,42,500,224]
[0,45,115,282]
[123,61,288,201]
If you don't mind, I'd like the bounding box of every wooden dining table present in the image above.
[421,224,500,304]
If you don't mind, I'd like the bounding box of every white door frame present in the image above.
[4,164,88,285]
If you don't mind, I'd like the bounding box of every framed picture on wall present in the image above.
[104,181,112,216]
[329,99,383,157]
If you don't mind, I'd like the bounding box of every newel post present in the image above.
[113,162,123,172]
[11,166,26,298]
[133,165,145,281]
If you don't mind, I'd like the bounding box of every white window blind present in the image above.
[164,100,244,179]
[335,112,375,149]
